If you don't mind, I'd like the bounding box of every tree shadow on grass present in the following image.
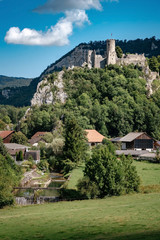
[59,188,88,201]
[108,230,160,240]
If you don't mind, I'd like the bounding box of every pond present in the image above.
[15,173,66,198]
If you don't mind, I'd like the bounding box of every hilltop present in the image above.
[0,75,32,89]
[0,37,160,107]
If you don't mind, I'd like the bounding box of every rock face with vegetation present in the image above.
[19,64,160,141]
[0,37,160,107]
[31,71,67,106]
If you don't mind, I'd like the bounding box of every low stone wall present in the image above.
[15,196,59,206]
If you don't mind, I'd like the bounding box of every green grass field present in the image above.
[0,193,160,240]
[67,160,160,190]
[133,160,160,185]
[1,160,160,240]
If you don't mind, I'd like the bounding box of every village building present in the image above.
[112,132,157,161]
[4,143,40,164]
[0,130,15,143]
[119,132,154,151]
[85,129,106,147]
[112,132,155,151]
[29,132,49,146]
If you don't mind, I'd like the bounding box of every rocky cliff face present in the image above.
[41,44,106,79]
[31,71,67,106]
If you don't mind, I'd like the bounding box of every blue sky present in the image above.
[0,0,160,78]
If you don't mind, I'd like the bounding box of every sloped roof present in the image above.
[29,136,45,145]
[0,131,14,139]
[31,132,48,139]
[4,143,30,150]
[111,137,122,142]
[85,130,105,143]
[120,132,145,142]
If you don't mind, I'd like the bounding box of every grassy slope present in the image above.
[67,160,160,190]
[67,164,85,189]
[0,193,160,240]
[133,161,160,186]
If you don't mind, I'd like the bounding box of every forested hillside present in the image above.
[19,65,160,140]
[0,75,32,89]
[86,36,160,57]
[0,77,40,106]
[0,37,160,107]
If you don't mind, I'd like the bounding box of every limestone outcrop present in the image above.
[31,71,67,106]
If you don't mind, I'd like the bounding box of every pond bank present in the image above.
[15,172,66,205]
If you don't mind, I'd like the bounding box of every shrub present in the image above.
[80,145,140,198]
[77,177,99,199]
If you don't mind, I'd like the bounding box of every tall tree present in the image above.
[149,56,159,72]
[116,46,123,58]
[63,117,88,164]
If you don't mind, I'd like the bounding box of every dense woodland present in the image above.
[11,64,159,141]
[1,64,160,140]
[0,75,32,89]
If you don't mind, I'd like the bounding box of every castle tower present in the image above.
[106,39,116,65]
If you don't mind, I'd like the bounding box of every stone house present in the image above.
[4,143,40,163]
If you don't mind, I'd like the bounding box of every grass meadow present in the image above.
[0,193,160,240]
[0,160,160,240]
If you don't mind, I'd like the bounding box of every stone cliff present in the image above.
[31,71,67,106]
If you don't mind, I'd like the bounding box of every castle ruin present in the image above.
[44,39,147,75]
[86,39,146,68]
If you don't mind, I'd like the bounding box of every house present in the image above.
[0,131,15,143]
[25,150,40,164]
[29,132,49,146]
[85,129,106,147]
[4,143,40,163]
[119,132,155,151]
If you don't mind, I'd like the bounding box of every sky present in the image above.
[0,0,160,78]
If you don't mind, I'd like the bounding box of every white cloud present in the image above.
[5,10,89,46]
[34,0,102,13]
[5,0,118,46]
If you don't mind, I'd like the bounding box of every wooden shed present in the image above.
[119,132,154,151]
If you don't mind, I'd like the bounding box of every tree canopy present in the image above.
[0,138,22,208]
[78,144,140,198]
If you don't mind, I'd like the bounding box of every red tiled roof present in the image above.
[29,136,45,145]
[31,132,48,139]
[85,130,105,143]
[0,131,14,139]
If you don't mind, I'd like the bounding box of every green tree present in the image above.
[11,132,28,145]
[116,46,123,58]
[16,150,24,161]
[0,119,6,130]
[80,145,140,198]
[0,139,21,208]
[63,117,88,165]
[149,56,159,72]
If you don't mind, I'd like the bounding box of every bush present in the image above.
[37,160,49,172]
[77,177,99,199]
[0,144,22,208]
[80,145,140,198]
